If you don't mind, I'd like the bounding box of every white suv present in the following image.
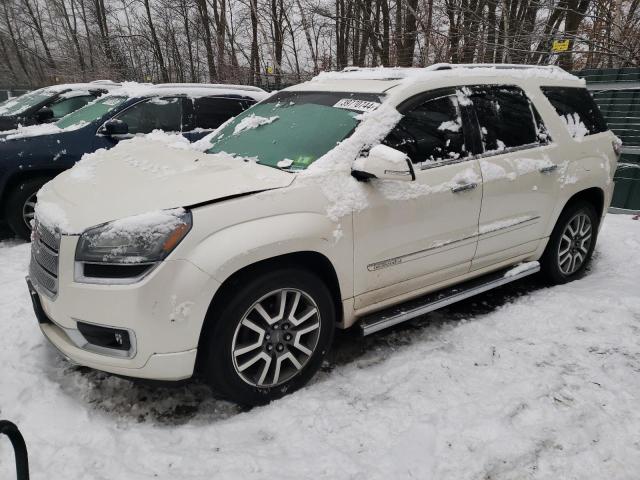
[28,65,619,405]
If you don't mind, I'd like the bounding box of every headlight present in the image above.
[75,209,192,283]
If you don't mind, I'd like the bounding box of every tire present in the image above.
[200,268,335,406]
[4,177,51,241]
[540,201,599,284]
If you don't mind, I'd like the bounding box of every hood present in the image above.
[37,137,295,233]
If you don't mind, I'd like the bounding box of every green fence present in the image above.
[575,68,640,213]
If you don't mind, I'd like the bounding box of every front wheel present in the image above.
[541,201,599,284]
[4,177,51,240]
[200,268,335,406]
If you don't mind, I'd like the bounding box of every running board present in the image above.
[360,261,540,336]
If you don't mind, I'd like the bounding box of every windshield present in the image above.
[206,91,384,170]
[0,88,55,116]
[56,96,128,129]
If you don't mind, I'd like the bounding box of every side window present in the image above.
[470,86,539,152]
[383,95,468,164]
[541,86,608,138]
[194,97,252,130]
[49,95,95,119]
[115,97,182,134]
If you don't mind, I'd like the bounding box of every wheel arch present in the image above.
[561,187,605,223]
[194,251,343,374]
[1,168,63,218]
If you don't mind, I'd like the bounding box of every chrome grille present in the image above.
[30,222,60,297]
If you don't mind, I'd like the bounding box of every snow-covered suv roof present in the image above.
[290,64,584,95]
[38,81,121,94]
[106,82,268,102]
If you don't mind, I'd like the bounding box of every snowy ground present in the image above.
[1,214,639,479]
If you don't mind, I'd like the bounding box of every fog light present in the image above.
[77,322,131,351]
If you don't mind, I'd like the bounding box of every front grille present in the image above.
[29,221,60,297]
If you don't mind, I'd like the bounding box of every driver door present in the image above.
[353,89,483,311]
[94,97,184,150]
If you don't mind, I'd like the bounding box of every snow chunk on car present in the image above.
[233,114,279,135]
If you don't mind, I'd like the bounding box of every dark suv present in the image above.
[0,83,267,239]
[0,81,121,131]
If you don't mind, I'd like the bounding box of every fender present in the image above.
[185,212,354,301]
[545,151,614,237]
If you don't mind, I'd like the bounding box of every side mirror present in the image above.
[99,119,129,136]
[352,144,415,182]
[35,106,54,122]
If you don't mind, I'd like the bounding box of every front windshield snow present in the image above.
[0,88,55,116]
[206,91,385,170]
[56,96,128,129]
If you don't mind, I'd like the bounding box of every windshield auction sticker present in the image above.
[333,98,381,113]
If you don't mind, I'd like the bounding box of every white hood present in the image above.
[36,136,294,233]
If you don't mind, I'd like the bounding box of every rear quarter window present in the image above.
[541,86,608,138]
[194,97,253,130]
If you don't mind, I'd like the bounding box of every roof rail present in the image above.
[154,83,265,93]
[431,63,566,72]
[89,80,120,85]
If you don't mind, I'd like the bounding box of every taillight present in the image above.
[612,138,623,157]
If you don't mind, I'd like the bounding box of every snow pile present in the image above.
[59,89,92,99]
[33,200,71,233]
[107,82,267,102]
[68,131,194,183]
[0,120,89,141]
[277,158,294,169]
[481,161,517,182]
[504,261,539,277]
[1,215,640,478]
[562,113,589,139]
[438,120,461,132]
[232,114,279,135]
[313,65,581,83]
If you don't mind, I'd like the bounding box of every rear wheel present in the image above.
[200,268,335,406]
[4,177,51,240]
[541,201,599,284]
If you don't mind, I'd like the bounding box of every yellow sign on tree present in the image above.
[551,40,570,53]
[266,66,274,74]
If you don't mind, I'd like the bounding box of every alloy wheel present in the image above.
[22,193,37,231]
[558,212,592,275]
[231,288,321,388]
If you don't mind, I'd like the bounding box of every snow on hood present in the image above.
[36,134,294,234]
[0,121,88,141]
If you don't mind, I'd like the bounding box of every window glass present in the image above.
[383,95,467,164]
[116,97,182,134]
[470,86,538,152]
[206,91,380,170]
[541,86,608,138]
[56,96,127,129]
[0,88,55,116]
[49,95,95,119]
[194,97,252,129]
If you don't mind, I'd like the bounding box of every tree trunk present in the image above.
[195,0,218,82]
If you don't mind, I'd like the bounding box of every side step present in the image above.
[360,261,540,336]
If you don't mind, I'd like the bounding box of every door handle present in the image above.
[539,164,558,174]
[451,182,478,193]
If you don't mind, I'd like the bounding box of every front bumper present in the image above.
[27,235,220,381]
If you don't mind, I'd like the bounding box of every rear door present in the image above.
[182,96,254,141]
[467,85,560,270]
